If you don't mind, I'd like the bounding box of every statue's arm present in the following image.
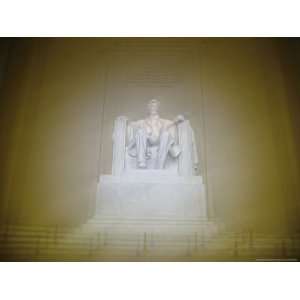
[168,123,176,139]
[165,115,184,140]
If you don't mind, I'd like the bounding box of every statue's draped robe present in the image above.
[127,117,179,169]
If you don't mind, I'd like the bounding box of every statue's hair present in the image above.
[148,99,160,107]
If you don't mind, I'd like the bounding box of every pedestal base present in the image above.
[95,172,207,220]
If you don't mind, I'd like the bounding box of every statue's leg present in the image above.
[156,131,174,169]
[135,128,148,168]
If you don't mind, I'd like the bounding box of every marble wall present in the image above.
[0,38,299,232]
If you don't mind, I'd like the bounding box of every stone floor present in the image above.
[0,220,299,261]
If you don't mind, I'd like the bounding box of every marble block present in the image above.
[95,171,207,220]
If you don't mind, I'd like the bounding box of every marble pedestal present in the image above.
[83,172,216,259]
[95,171,207,221]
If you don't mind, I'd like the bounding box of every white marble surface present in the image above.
[97,100,207,227]
[95,174,207,220]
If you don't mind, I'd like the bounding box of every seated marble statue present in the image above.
[111,99,199,176]
[126,99,184,169]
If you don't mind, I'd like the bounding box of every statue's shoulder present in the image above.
[128,119,144,127]
[161,118,173,126]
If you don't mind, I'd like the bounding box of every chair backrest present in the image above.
[177,120,198,176]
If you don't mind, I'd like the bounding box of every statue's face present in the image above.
[148,100,160,115]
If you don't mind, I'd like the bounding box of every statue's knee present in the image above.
[160,131,172,143]
[161,130,170,138]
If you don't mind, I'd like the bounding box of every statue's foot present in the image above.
[138,162,147,168]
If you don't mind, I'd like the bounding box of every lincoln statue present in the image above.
[111,99,199,176]
[126,99,184,169]
[98,98,206,221]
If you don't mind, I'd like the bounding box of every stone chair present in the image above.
[111,116,199,177]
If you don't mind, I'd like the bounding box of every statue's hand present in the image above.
[174,114,185,124]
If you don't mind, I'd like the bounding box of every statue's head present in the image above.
[147,99,160,115]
